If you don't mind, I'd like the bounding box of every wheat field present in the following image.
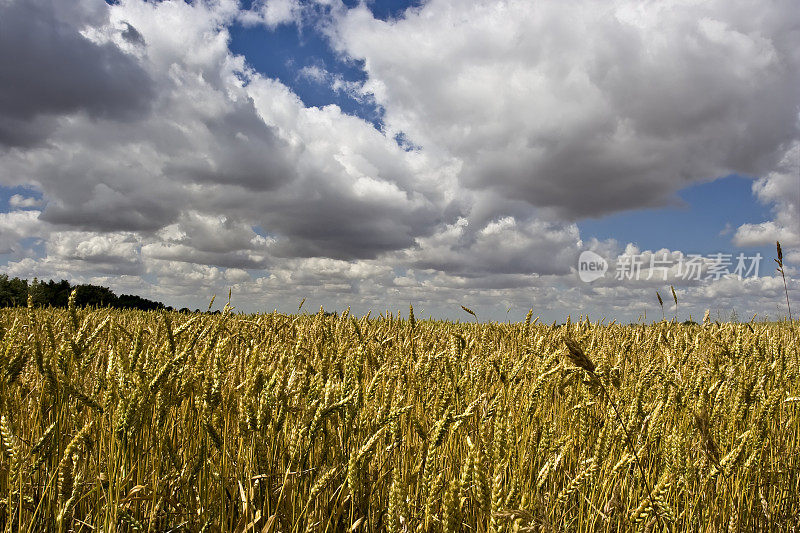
[0,294,798,532]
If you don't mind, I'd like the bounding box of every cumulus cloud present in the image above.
[0,0,447,262]
[734,142,800,252]
[47,231,143,275]
[402,215,582,276]
[0,210,48,254]
[8,194,42,209]
[141,211,271,269]
[331,0,800,218]
[239,0,302,28]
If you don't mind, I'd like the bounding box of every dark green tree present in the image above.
[28,278,72,307]
[117,293,166,311]
[73,284,119,308]
[1,275,169,310]
[0,274,28,307]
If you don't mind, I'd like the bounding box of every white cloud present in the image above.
[0,0,442,259]
[403,214,582,276]
[298,65,328,84]
[239,0,301,28]
[0,210,48,254]
[225,268,251,283]
[297,63,372,102]
[331,0,800,218]
[49,231,140,266]
[734,141,800,253]
[8,194,42,208]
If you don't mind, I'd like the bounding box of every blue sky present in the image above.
[229,12,378,118]
[226,1,425,124]
[580,175,774,256]
[0,0,797,321]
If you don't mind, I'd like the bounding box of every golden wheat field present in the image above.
[0,294,798,532]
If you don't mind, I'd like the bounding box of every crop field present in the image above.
[0,295,798,532]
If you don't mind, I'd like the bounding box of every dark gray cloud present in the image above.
[163,99,295,192]
[40,197,177,233]
[0,0,153,147]
[121,22,145,46]
[261,184,441,259]
[0,115,54,148]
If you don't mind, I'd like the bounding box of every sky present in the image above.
[0,0,798,322]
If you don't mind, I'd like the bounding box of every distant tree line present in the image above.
[0,275,170,311]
